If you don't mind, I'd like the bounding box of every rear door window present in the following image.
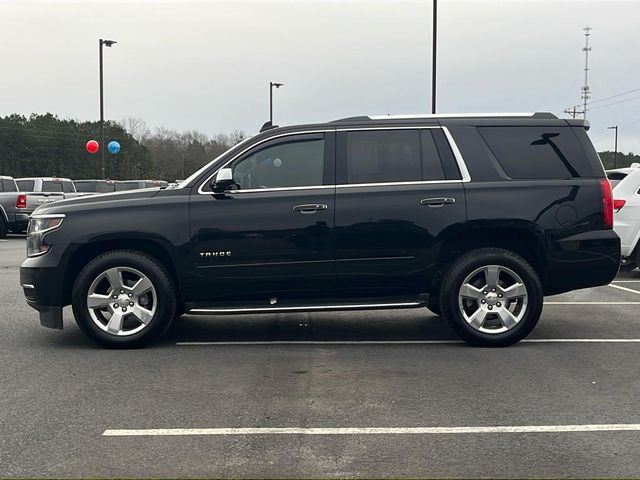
[16,180,35,191]
[62,181,75,193]
[479,126,593,179]
[345,130,422,184]
[42,181,64,192]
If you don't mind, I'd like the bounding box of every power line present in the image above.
[589,87,640,105]
[589,95,640,111]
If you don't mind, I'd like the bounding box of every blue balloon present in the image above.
[107,141,121,154]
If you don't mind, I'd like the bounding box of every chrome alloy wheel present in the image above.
[86,266,157,336]
[458,265,528,334]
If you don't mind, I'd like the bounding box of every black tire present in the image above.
[439,248,543,347]
[0,217,7,239]
[72,250,177,348]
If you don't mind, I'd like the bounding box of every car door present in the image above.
[334,126,467,297]
[188,131,337,304]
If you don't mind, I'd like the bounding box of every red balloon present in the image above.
[86,140,100,154]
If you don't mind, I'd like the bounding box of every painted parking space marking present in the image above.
[176,339,640,346]
[544,301,640,304]
[103,423,640,437]
[609,283,640,296]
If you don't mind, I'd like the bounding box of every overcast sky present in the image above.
[1,0,639,153]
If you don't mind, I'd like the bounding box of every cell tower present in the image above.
[581,26,592,119]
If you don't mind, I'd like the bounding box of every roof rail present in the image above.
[332,112,558,122]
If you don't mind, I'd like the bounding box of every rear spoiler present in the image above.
[566,119,590,131]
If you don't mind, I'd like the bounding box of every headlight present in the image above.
[27,214,65,257]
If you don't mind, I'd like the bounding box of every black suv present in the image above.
[20,113,620,348]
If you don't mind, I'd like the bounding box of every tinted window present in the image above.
[42,181,64,192]
[421,130,446,180]
[16,180,35,191]
[232,137,325,189]
[74,181,115,193]
[114,182,127,191]
[121,182,139,190]
[479,126,591,179]
[2,180,17,192]
[346,130,421,184]
[62,181,75,193]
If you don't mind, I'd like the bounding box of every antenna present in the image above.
[581,26,592,119]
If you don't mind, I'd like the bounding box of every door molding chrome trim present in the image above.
[188,301,424,314]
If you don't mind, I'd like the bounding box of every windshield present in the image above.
[177,135,254,188]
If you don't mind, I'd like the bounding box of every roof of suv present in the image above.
[263,112,588,135]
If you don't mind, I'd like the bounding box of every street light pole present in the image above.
[269,81,283,125]
[608,125,618,168]
[99,38,116,179]
[431,0,437,114]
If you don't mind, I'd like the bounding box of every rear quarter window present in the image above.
[478,126,595,179]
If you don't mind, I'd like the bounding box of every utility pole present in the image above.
[581,27,591,120]
[431,0,437,114]
[608,126,618,168]
[564,105,584,119]
[99,38,116,179]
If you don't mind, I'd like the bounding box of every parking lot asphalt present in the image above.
[2,234,640,478]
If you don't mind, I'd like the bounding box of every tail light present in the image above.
[16,194,27,209]
[600,179,613,228]
[613,199,626,212]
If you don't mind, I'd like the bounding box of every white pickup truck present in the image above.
[16,177,94,201]
[0,175,63,236]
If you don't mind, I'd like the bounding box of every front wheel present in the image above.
[439,248,543,347]
[72,250,177,348]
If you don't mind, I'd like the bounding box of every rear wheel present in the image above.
[72,250,176,348]
[439,248,543,347]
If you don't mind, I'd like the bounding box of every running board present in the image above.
[187,297,428,315]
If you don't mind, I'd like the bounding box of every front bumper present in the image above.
[20,248,66,329]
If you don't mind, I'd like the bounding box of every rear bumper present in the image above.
[545,229,620,296]
[20,248,66,329]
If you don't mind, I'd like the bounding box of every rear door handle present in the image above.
[292,203,328,214]
[420,197,456,207]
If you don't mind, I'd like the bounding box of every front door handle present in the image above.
[293,203,328,214]
[420,197,456,207]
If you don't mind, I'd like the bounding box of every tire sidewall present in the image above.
[440,249,543,347]
[72,251,175,348]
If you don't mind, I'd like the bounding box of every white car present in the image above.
[611,167,640,270]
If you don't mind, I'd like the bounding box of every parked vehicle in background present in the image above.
[121,180,169,190]
[0,175,34,235]
[73,179,126,193]
[21,112,620,348]
[607,163,640,188]
[16,177,90,200]
[612,168,640,270]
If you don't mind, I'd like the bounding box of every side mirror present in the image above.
[212,168,234,192]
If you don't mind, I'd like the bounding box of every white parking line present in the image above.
[609,284,640,296]
[176,339,640,346]
[545,301,640,304]
[103,423,640,436]
[612,280,640,283]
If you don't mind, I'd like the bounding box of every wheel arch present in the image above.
[63,238,183,310]
[432,223,547,293]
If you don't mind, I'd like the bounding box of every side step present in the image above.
[186,295,429,315]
